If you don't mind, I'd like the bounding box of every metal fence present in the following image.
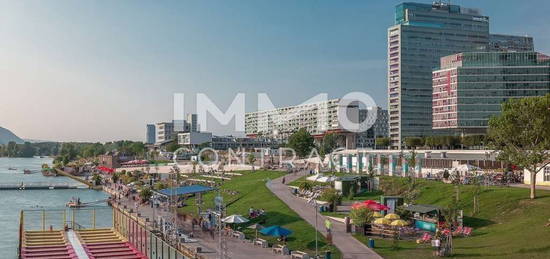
[113,206,191,259]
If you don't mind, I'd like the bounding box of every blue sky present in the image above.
[1,0,549,142]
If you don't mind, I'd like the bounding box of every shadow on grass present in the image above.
[463,216,495,228]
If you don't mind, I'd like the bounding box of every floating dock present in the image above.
[0,182,85,190]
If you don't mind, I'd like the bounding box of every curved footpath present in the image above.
[267,172,383,259]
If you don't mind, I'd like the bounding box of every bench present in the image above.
[272,244,289,255]
[254,238,268,248]
[291,250,310,259]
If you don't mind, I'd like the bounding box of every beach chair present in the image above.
[452,226,463,236]
[462,227,472,237]
[419,232,432,243]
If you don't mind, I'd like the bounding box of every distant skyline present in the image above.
[1,0,549,142]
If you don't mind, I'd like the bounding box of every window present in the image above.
[544,167,550,182]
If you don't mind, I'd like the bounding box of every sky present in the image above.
[1,0,549,142]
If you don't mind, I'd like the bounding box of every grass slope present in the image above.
[357,177,550,258]
[179,170,342,258]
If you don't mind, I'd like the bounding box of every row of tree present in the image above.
[0,142,39,157]
[51,141,146,166]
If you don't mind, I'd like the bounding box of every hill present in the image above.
[0,127,24,145]
[354,177,550,259]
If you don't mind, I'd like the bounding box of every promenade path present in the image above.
[104,185,285,259]
[510,183,550,191]
[267,171,382,259]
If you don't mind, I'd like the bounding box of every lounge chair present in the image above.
[462,227,472,237]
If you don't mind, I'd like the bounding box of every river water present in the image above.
[0,157,112,258]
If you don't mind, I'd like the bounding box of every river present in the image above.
[0,157,112,258]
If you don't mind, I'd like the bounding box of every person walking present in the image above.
[282,176,286,185]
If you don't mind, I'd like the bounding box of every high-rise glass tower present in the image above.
[387,2,490,148]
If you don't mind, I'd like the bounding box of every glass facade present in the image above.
[433,52,550,131]
[388,2,489,148]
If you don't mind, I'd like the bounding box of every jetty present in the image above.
[0,182,85,190]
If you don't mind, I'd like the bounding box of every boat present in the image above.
[8,167,17,171]
[23,169,34,174]
[66,197,83,208]
[42,169,56,177]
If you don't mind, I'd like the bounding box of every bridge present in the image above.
[0,182,86,190]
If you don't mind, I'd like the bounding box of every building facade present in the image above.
[155,122,175,144]
[387,2,491,149]
[177,132,213,148]
[432,52,550,133]
[489,34,534,52]
[357,107,389,148]
[245,98,361,148]
[146,124,156,144]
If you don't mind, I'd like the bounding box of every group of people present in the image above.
[248,207,266,218]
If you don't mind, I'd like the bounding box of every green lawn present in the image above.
[355,176,550,258]
[179,170,342,258]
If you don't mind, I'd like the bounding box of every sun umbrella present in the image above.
[351,200,379,210]
[372,211,383,218]
[384,213,400,220]
[390,219,409,226]
[373,218,392,225]
[222,215,250,224]
[260,226,293,237]
[367,203,390,211]
[248,224,264,239]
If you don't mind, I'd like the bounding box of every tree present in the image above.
[319,188,342,212]
[349,207,374,230]
[375,137,390,149]
[165,142,180,153]
[287,128,315,157]
[247,153,257,171]
[320,133,338,158]
[20,142,36,158]
[298,181,313,191]
[139,187,153,202]
[91,174,102,186]
[405,150,416,180]
[488,94,550,199]
[404,137,423,149]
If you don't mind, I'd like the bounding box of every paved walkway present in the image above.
[510,183,550,190]
[104,185,285,259]
[267,172,382,259]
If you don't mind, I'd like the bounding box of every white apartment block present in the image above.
[245,99,360,148]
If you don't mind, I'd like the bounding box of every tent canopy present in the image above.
[157,184,214,197]
[403,204,441,214]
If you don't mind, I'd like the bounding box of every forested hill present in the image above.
[0,127,24,145]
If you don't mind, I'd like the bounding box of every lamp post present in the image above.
[308,194,319,258]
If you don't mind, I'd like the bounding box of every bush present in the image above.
[349,206,374,227]
[319,188,342,211]
[299,181,313,191]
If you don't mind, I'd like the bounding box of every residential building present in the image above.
[146,124,156,144]
[245,98,360,149]
[155,122,175,144]
[489,34,534,52]
[388,2,491,148]
[432,52,550,133]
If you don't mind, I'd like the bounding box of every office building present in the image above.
[245,99,360,149]
[146,124,156,144]
[433,52,550,133]
[489,34,534,52]
[387,2,491,148]
[177,132,213,149]
[186,114,198,132]
[155,122,175,144]
[357,107,389,148]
